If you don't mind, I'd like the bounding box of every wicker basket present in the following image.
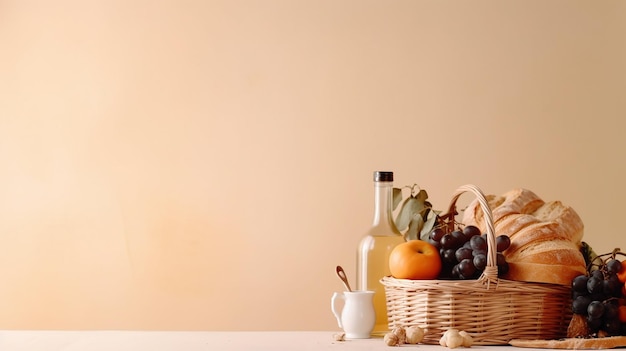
[381,184,572,345]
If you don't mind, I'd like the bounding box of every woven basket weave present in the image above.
[381,184,572,345]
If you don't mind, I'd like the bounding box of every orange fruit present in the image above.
[618,260,626,283]
[619,305,626,323]
[389,240,442,280]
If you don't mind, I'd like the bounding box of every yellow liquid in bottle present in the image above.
[358,234,406,337]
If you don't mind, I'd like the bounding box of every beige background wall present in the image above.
[1,0,625,330]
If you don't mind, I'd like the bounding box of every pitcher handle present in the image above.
[330,292,344,328]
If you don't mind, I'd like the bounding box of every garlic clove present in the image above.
[384,332,400,346]
[405,326,424,344]
[391,326,406,344]
[459,331,473,347]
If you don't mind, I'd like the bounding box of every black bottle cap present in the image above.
[373,171,393,182]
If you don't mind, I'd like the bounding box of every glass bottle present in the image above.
[357,171,405,336]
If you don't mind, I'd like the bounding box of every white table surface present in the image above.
[0,331,551,351]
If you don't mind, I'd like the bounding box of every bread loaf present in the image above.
[462,188,586,285]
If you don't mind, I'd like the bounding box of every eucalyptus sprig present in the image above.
[393,184,440,241]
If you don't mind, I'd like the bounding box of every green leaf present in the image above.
[395,196,426,232]
[580,241,599,269]
[414,189,428,203]
[392,187,403,210]
[419,209,439,241]
[405,214,425,241]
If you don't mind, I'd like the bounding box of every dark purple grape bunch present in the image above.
[428,224,511,280]
[570,250,626,336]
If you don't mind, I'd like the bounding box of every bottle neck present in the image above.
[372,181,401,235]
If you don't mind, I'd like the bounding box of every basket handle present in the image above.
[447,184,498,286]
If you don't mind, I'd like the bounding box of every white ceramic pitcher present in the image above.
[330,290,375,339]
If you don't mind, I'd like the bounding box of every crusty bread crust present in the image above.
[509,336,626,349]
[462,188,586,286]
[505,261,586,286]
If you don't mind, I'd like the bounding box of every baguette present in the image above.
[509,336,626,349]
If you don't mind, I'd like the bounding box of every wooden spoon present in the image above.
[335,266,353,292]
